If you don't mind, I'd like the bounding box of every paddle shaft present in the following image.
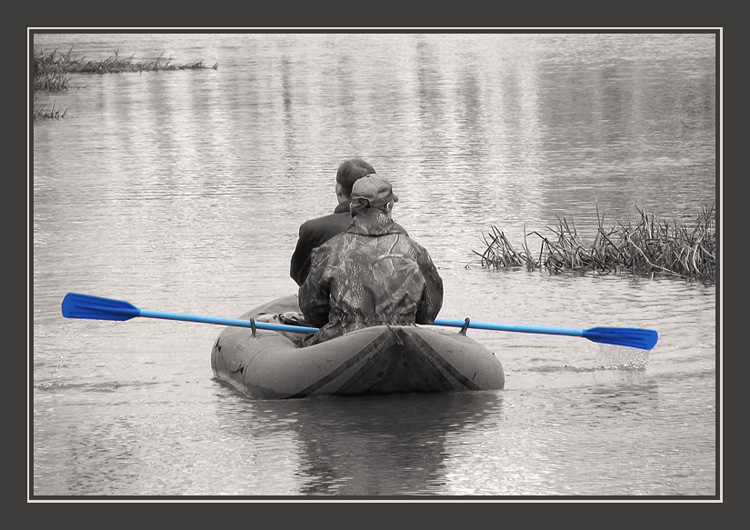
[137,310,556,337]
[433,318,584,338]
[138,311,585,338]
[137,309,320,334]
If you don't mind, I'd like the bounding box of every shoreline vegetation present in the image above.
[33,48,217,119]
[476,204,716,285]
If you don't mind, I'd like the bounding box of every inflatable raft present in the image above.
[211,295,505,399]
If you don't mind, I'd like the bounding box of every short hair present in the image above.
[336,158,376,197]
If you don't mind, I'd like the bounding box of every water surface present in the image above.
[31,31,718,499]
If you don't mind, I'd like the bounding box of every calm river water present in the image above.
[30,31,719,499]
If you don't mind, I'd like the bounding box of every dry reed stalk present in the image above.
[478,204,716,283]
[34,48,217,81]
[475,225,535,269]
[33,102,68,120]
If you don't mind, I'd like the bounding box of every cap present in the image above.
[350,174,399,209]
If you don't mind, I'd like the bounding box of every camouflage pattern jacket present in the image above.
[290,202,410,286]
[289,202,353,286]
[298,210,443,345]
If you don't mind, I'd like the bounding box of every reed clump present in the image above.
[34,48,217,83]
[476,204,716,284]
[33,48,218,118]
[33,102,68,120]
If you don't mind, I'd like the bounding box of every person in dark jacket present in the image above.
[289,158,408,286]
[298,174,443,346]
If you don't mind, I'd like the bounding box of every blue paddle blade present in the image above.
[61,292,141,321]
[582,327,658,350]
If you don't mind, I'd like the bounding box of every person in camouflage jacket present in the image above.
[290,158,404,286]
[298,174,443,346]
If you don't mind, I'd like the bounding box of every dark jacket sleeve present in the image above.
[298,247,332,328]
[414,246,444,324]
[290,223,314,286]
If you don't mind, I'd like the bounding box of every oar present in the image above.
[61,292,319,334]
[433,318,658,351]
[61,293,658,350]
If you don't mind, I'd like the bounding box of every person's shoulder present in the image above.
[400,232,432,257]
[302,210,348,228]
[302,211,352,238]
[300,212,329,228]
[299,213,332,236]
[309,231,348,262]
[318,229,350,249]
[392,221,409,237]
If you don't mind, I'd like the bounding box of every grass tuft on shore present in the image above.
[475,204,716,284]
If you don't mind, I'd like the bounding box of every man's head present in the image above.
[336,158,376,199]
[350,174,398,216]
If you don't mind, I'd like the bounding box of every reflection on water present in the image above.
[31,32,717,498]
[214,391,504,496]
